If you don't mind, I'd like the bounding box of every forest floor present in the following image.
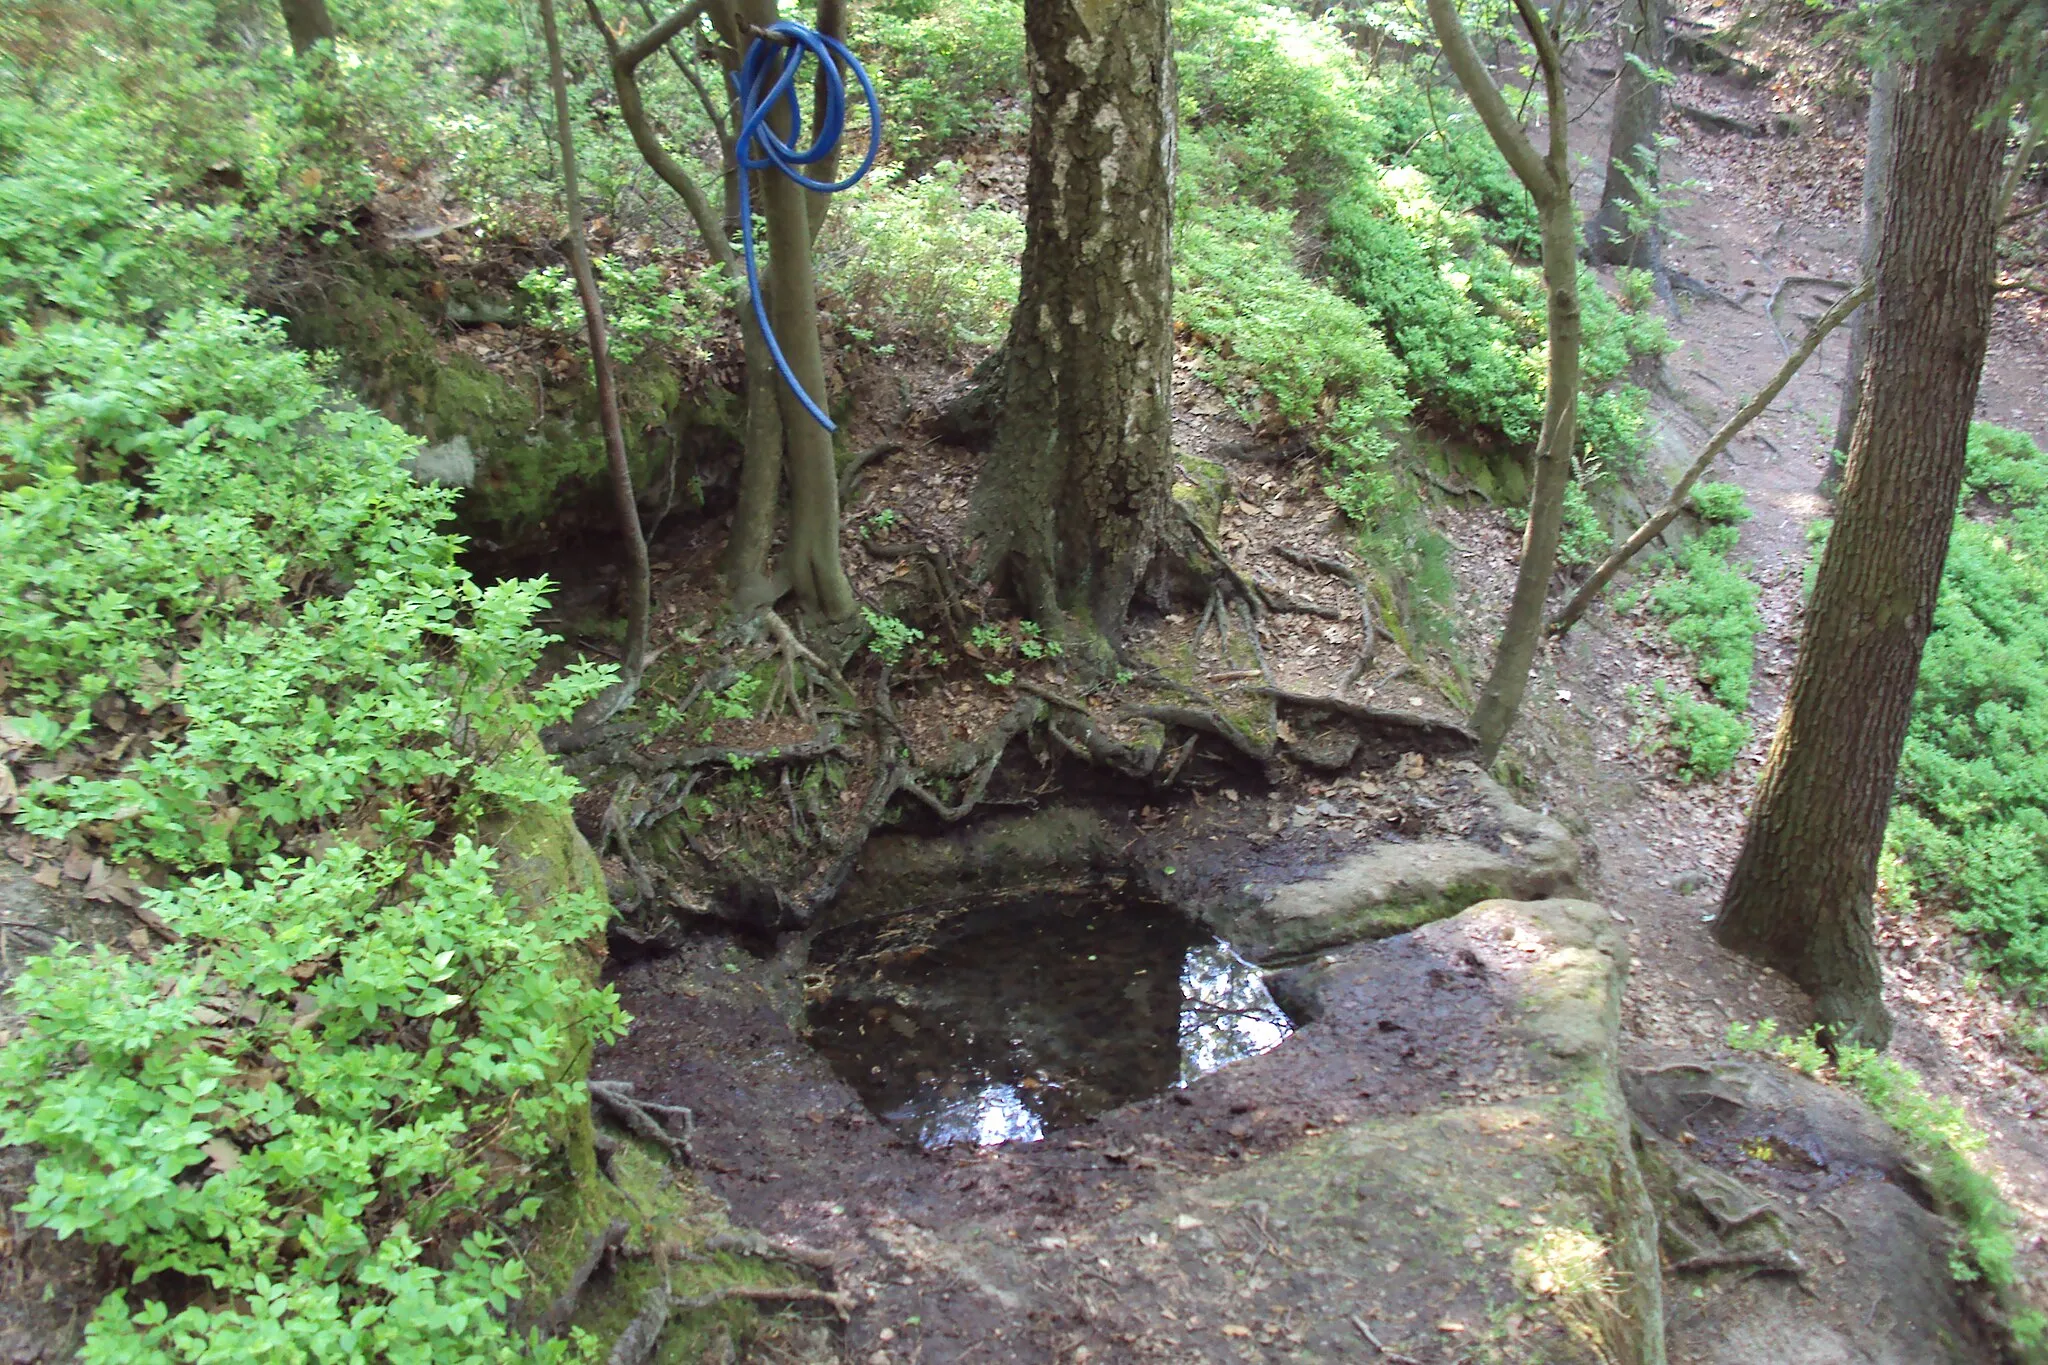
[560,33,2048,1361]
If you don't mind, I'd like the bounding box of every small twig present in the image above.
[1351,1315,1423,1364]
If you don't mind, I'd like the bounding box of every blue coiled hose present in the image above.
[734,21,882,431]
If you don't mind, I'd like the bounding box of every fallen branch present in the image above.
[837,441,906,501]
[1668,1247,1807,1277]
[1548,278,1870,638]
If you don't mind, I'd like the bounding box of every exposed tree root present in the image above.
[702,1229,841,1273]
[1250,686,1476,743]
[590,1079,696,1164]
[535,1217,629,1338]
[1274,546,1392,691]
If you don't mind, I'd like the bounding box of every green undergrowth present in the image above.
[1729,1020,2048,1357]
[1885,424,2048,990]
[0,86,648,1359]
[1620,488,1759,782]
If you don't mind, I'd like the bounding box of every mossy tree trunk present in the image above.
[1427,0,1581,763]
[1588,0,1665,269]
[1714,34,2008,1048]
[969,0,1176,648]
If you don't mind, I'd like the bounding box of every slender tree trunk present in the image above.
[541,0,653,683]
[968,0,1176,647]
[1588,0,1664,268]
[592,0,790,602]
[1428,0,1580,763]
[1831,64,1898,459]
[280,0,335,55]
[1714,37,2007,1048]
[738,0,856,620]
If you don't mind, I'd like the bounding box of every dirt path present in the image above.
[1503,63,2048,1357]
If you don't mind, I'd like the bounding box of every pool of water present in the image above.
[805,892,1291,1149]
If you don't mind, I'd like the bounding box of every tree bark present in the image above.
[1714,37,2007,1048]
[541,0,653,684]
[1428,0,1580,763]
[1831,63,1898,459]
[280,0,335,55]
[738,0,856,620]
[1588,0,1665,268]
[969,0,1176,647]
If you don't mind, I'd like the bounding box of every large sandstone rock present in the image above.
[1215,776,1580,960]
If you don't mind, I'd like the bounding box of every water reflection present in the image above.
[806,894,1292,1149]
[1178,942,1293,1086]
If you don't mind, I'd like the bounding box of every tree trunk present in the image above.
[969,0,1176,646]
[738,0,856,620]
[541,0,653,686]
[280,0,335,55]
[1588,0,1664,268]
[1714,38,2007,1048]
[1428,0,1580,763]
[1831,63,1898,459]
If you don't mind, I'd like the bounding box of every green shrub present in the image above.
[1689,480,1751,524]
[1635,680,1748,781]
[0,110,623,1355]
[1889,425,2048,985]
[518,255,732,365]
[857,0,1027,156]
[823,165,1024,349]
[1646,525,1762,709]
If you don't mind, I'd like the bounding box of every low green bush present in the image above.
[1887,424,2048,985]
[1646,525,1762,710]
[0,104,622,1359]
[1689,481,1751,524]
[857,0,1027,157]
[823,165,1024,350]
[1627,680,1746,781]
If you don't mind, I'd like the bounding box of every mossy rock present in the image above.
[285,248,743,553]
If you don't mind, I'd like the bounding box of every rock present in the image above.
[886,898,1663,1363]
[1216,776,1580,960]
[406,434,478,487]
[1628,1060,1984,1364]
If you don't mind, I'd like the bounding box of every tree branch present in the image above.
[1548,278,1870,637]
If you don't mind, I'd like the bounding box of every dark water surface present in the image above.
[806,893,1291,1148]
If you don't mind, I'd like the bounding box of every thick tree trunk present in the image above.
[969,0,1176,645]
[1831,64,1898,459]
[1588,0,1664,268]
[541,0,652,686]
[1428,0,1580,762]
[1714,39,2007,1048]
[280,0,335,55]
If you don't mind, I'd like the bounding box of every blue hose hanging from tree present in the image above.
[734,21,882,431]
